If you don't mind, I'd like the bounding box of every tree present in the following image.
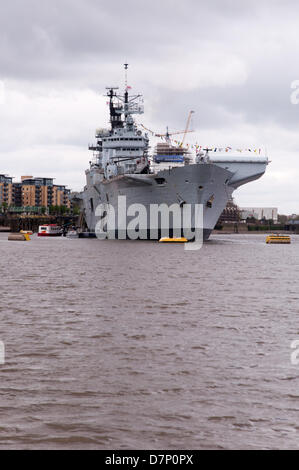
[1,202,8,214]
[72,203,81,216]
[246,216,257,224]
[59,205,67,215]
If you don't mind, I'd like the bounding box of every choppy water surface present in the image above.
[1,232,299,449]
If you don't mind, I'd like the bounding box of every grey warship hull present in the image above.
[80,158,267,241]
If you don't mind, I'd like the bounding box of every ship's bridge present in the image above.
[102,136,147,149]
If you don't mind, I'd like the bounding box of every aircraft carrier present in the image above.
[77,66,268,241]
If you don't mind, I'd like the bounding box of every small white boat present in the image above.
[38,224,62,237]
[66,230,79,239]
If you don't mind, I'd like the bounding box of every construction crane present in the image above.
[140,111,194,145]
[156,126,194,145]
[180,110,195,147]
[140,124,193,138]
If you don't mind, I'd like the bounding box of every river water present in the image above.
[0,232,299,449]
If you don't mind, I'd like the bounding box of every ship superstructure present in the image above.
[153,142,193,173]
[78,65,268,240]
[89,78,150,179]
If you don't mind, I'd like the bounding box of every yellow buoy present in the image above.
[266,234,290,244]
[159,237,188,243]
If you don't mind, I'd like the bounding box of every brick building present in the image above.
[0,174,71,210]
[0,175,14,206]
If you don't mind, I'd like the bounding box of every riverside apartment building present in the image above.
[0,174,71,209]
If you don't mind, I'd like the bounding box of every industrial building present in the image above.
[240,207,278,223]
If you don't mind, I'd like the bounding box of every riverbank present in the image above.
[0,214,79,233]
[213,222,298,235]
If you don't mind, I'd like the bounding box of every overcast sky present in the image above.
[1,0,299,213]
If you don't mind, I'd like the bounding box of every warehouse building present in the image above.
[240,207,278,223]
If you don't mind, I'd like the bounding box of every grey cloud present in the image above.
[2,0,299,129]
[0,1,265,78]
[1,0,299,211]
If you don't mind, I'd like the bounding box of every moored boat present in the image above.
[159,237,188,243]
[66,229,79,238]
[38,224,62,237]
